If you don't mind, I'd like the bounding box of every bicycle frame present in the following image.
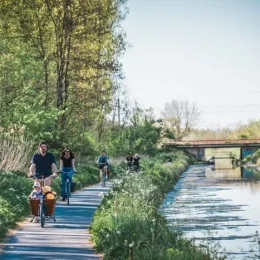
[127,161,133,170]
[101,167,107,187]
[39,193,45,228]
[61,171,74,205]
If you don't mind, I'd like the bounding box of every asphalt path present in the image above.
[0,182,111,260]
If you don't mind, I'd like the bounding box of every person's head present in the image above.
[101,151,106,156]
[62,148,73,157]
[34,182,41,190]
[38,142,48,154]
[135,154,138,158]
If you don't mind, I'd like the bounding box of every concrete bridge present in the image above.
[164,139,260,161]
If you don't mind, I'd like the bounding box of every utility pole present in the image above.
[117,97,120,125]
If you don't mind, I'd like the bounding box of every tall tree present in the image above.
[162,100,200,141]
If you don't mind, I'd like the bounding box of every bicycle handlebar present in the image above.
[58,170,76,173]
[28,174,57,180]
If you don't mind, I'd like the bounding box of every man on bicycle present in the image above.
[28,142,58,186]
[97,151,109,183]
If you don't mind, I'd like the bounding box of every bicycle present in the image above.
[133,164,139,173]
[126,161,134,174]
[101,166,108,187]
[29,175,57,228]
[60,170,74,205]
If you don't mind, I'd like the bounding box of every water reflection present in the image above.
[161,161,260,260]
[215,158,233,169]
[206,166,242,180]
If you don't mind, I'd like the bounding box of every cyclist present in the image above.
[59,148,77,201]
[97,151,109,183]
[133,153,140,172]
[28,142,58,223]
[28,142,58,185]
[125,153,133,170]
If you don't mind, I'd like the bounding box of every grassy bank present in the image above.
[90,152,224,260]
[0,163,100,239]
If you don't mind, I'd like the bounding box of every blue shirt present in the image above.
[97,155,109,165]
[32,152,56,177]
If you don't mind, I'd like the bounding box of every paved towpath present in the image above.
[0,182,112,260]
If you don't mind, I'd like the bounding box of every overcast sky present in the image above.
[121,0,260,129]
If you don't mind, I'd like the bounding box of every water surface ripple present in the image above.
[161,164,260,259]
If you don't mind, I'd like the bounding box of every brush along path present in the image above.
[0,182,112,260]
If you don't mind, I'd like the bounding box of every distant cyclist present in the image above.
[125,153,133,170]
[97,151,109,183]
[59,148,77,201]
[28,142,58,186]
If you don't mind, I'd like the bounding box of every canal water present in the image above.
[161,162,260,259]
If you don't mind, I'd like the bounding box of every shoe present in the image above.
[33,216,39,223]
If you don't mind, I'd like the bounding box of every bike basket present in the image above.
[29,199,56,216]
[29,199,40,216]
[45,199,56,216]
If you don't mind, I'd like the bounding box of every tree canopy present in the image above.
[0,0,128,150]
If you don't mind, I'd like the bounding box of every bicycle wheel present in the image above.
[102,172,106,187]
[66,180,70,205]
[40,203,45,228]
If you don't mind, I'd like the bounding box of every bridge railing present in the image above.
[166,139,260,145]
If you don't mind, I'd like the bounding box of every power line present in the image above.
[201,104,260,109]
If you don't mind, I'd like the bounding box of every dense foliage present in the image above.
[0,0,128,149]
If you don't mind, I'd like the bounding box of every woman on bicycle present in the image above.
[60,148,77,201]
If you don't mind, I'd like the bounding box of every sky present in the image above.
[121,0,260,129]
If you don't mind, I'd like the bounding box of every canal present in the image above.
[161,162,260,259]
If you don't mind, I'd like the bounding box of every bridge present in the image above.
[164,139,260,161]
